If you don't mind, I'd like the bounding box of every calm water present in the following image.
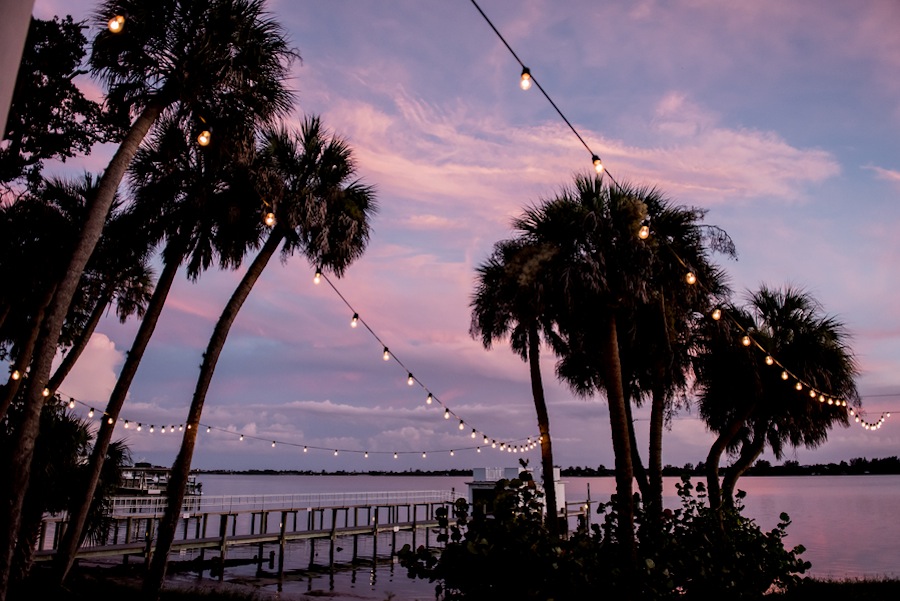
[178,473,900,599]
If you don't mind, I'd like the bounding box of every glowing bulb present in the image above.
[42,388,50,397]
[264,212,276,227]
[364,451,368,458]
[239,434,244,441]
[827,398,834,405]
[10,370,20,381]
[107,15,125,33]
[426,393,433,405]
[500,442,506,450]
[849,408,855,416]
[88,408,95,418]
[272,441,276,447]
[383,347,390,361]
[351,313,359,328]
[150,425,155,433]
[303,446,308,452]
[471,429,477,439]
[450,450,454,456]
[107,417,114,425]
[393,452,398,459]
[686,272,697,285]
[444,408,450,419]
[765,356,774,366]
[137,423,142,431]
[711,308,722,321]
[483,435,489,444]
[459,420,465,430]
[782,371,789,380]
[795,382,803,391]
[888,412,892,418]
[197,130,211,146]
[124,421,130,429]
[808,390,816,398]
[491,440,497,448]
[334,450,338,456]
[313,269,322,284]
[422,452,426,459]
[207,426,211,433]
[476,447,481,453]
[592,154,604,174]
[855,416,860,423]
[519,67,532,90]
[741,335,751,347]
[407,373,415,386]
[68,399,75,409]
[638,225,650,240]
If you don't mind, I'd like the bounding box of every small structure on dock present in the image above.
[466,466,565,516]
[118,462,202,497]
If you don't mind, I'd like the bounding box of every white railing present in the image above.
[108,489,457,516]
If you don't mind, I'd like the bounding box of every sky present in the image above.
[16,0,900,472]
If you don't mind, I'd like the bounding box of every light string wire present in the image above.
[467,0,889,431]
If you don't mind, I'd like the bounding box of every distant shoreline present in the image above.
[193,455,900,478]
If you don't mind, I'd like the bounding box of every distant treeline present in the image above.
[561,456,900,477]
[197,457,900,477]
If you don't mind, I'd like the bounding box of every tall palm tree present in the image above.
[514,174,653,565]
[144,117,377,597]
[695,285,859,515]
[2,0,297,592]
[470,237,562,537]
[52,111,261,584]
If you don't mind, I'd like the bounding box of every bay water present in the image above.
[176,473,900,599]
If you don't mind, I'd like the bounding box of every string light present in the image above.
[351,313,359,328]
[107,417,114,425]
[592,155,604,174]
[88,408,94,418]
[519,67,532,90]
[196,130,211,147]
[407,373,415,386]
[741,335,751,347]
[444,408,450,419]
[107,14,125,33]
[42,388,50,397]
[10,369,20,381]
[314,268,322,284]
[765,356,774,366]
[426,393,433,405]
[383,347,390,361]
[137,423,142,431]
[711,308,722,321]
[68,398,75,409]
[638,225,650,240]
[686,271,697,285]
[458,419,465,430]
[264,211,276,227]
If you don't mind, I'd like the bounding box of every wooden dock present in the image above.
[35,490,457,580]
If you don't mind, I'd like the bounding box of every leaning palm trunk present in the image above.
[600,313,636,565]
[646,383,666,515]
[0,102,161,601]
[527,324,559,538]
[721,421,767,507]
[623,396,650,502]
[46,284,113,395]
[0,284,56,422]
[53,252,182,585]
[144,231,283,599]
[705,403,755,517]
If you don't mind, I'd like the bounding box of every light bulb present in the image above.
[471,429,477,439]
[782,371,789,380]
[124,421,130,429]
[818,395,825,403]
[272,441,276,447]
[827,398,834,405]
[849,408,855,416]
[42,388,50,397]
[476,447,481,453]
[444,408,450,419]
[264,212,276,227]
[795,382,803,391]
[383,347,390,361]
[407,373,415,386]
[108,15,125,33]
[711,308,722,321]
[197,130,211,146]
[314,269,322,284]
[107,417,114,425]
[484,435,489,444]
[458,420,465,430]
[809,390,817,398]
[137,423,142,431]
[150,425,155,433]
[393,452,398,459]
[364,451,368,458]
[207,426,211,433]
[426,393,433,405]
[422,452,426,459]
[88,408,95,418]
[638,225,650,240]
[351,313,359,328]
[741,335,751,347]
[592,154,604,174]
[334,450,338,456]
[68,399,75,409]
[491,440,497,448]
[239,434,244,441]
[519,67,532,90]
[304,446,308,452]
[686,271,697,285]
[169,425,174,432]
[450,450,454,456]
[765,356,774,366]
[10,370,20,381]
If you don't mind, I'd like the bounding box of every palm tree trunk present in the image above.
[623,394,650,501]
[647,296,672,518]
[53,251,182,585]
[527,323,559,538]
[705,403,755,516]
[0,283,56,422]
[600,313,636,566]
[144,231,283,600]
[46,284,113,394]
[0,101,161,601]
[721,421,767,507]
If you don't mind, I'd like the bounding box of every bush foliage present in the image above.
[399,467,810,600]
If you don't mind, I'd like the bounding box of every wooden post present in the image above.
[218,514,229,582]
[143,518,155,567]
[329,507,338,569]
[278,511,287,579]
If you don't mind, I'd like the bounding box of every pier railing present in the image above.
[108,489,458,517]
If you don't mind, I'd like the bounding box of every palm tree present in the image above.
[52,111,262,584]
[513,174,653,565]
[1,1,297,594]
[470,237,562,537]
[695,285,859,515]
[144,117,377,598]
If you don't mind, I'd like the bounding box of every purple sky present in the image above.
[18,0,900,471]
